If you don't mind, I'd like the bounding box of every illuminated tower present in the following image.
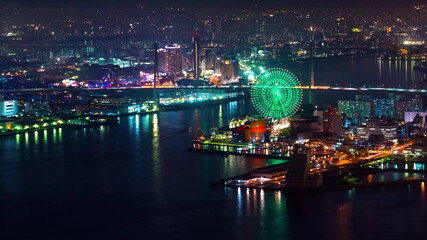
[165,44,183,76]
[153,42,159,103]
[192,35,200,80]
[309,42,315,104]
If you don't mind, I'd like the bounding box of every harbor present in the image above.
[212,153,426,192]
[192,112,427,192]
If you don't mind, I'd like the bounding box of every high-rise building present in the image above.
[338,95,422,122]
[219,59,239,80]
[165,45,183,76]
[338,99,371,124]
[202,48,214,70]
[192,35,200,80]
[394,98,423,120]
[157,44,183,76]
[157,48,168,73]
[372,98,394,118]
[414,5,427,25]
[323,107,343,135]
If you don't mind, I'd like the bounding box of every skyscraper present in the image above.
[157,44,183,76]
[219,59,239,80]
[165,44,183,76]
[323,106,343,135]
[192,35,200,80]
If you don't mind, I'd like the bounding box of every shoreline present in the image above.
[188,147,291,160]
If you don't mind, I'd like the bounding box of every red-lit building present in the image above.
[230,115,270,143]
[323,106,343,135]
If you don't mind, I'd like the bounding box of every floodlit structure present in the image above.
[251,68,302,119]
[0,100,18,117]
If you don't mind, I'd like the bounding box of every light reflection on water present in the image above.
[422,182,425,201]
[359,172,424,183]
[0,75,427,239]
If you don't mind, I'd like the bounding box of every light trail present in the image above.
[3,85,427,94]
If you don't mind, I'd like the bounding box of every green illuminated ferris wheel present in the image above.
[251,68,302,118]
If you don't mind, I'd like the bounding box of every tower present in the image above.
[165,44,183,76]
[153,42,159,104]
[286,151,322,188]
[192,35,200,80]
[309,42,315,104]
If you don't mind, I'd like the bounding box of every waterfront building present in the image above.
[323,107,343,135]
[355,119,397,141]
[407,137,427,155]
[0,100,18,117]
[84,104,141,116]
[337,99,371,124]
[290,117,323,140]
[91,95,126,104]
[249,119,269,143]
[338,95,422,121]
[229,115,270,143]
[286,151,322,188]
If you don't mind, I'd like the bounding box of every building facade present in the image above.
[0,100,18,117]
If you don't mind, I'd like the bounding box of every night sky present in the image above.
[10,0,420,7]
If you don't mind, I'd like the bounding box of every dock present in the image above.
[189,147,291,160]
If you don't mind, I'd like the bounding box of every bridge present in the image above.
[2,85,427,94]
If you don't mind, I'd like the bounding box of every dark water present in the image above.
[1,100,426,240]
[302,57,426,88]
[300,57,427,107]
[1,59,427,239]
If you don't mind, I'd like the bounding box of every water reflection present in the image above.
[274,191,281,205]
[336,201,353,239]
[237,187,242,218]
[151,113,162,202]
[218,104,223,128]
[348,188,355,200]
[360,172,424,183]
[43,130,48,154]
[24,132,29,149]
[34,131,38,143]
[15,133,20,145]
[99,125,106,141]
[260,189,265,215]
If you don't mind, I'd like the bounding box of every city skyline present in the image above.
[0,0,426,239]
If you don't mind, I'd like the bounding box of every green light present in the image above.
[251,68,302,118]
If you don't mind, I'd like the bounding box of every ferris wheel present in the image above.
[251,68,303,118]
